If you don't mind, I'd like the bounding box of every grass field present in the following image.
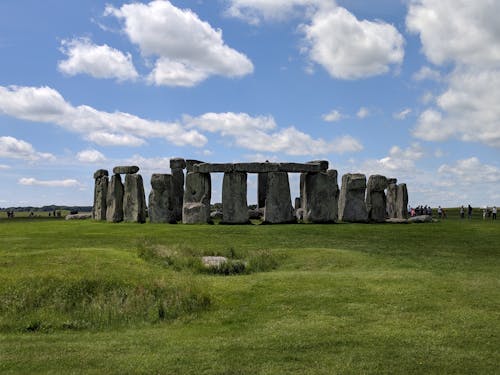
[0,214,499,374]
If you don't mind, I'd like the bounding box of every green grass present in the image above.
[0,216,499,374]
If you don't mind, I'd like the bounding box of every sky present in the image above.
[0,0,499,208]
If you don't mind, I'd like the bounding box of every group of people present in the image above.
[5,210,15,218]
[408,205,433,217]
[460,205,497,220]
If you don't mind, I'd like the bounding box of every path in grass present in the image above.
[0,218,499,374]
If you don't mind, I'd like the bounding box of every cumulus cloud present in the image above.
[322,109,344,122]
[413,69,500,147]
[0,85,207,147]
[407,0,500,149]
[302,6,404,79]
[407,0,500,68]
[413,66,441,82]
[393,108,412,120]
[438,157,500,185]
[185,112,362,155]
[76,149,107,163]
[0,136,55,161]
[58,37,139,81]
[18,177,81,187]
[106,0,253,87]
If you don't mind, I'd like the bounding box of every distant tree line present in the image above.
[0,205,92,212]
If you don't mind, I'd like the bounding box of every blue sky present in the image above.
[1,0,499,207]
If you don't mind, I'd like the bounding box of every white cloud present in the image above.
[438,157,500,185]
[407,0,500,68]
[58,38,139,81]
[393,108,412,120]
[420,91,433,104]
[0,164,10,170]
[106,0,253,87]
[413,69,500,147]
[356,107,370,119]
[413,66,441,81]
[18,177,81,187]
[360,143,424,179]
[124,154,172,173]
[322,109,344,122]
[0,136,55,161]
[302,6,404,79]
[224,0,325,24]
[76,149,106,163]
[185,112,363,156]
[0,85,207,147]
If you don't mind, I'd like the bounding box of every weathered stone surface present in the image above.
[248,208,263,220]
[92,173,108,221]
[123,174,147,223]
[307,160,329,171]
[113,165,139,175]
[66,213,92,220]
[149,174,175,223]
[221,172,249,224]
[386,178,398,219]
[258,173,268,209]
[169,157,186,170]
[338,173,368,222]
[192,162,326,174]
[170,167,185,222]
[408,215,432,223]
[386,218,409,224]
[396,183,409,219]
[182,172,211,224]
[366,175,388,223]
[210,210,223,220]
[263,172,295,224]
[106,174,124,222]
[202,256,227,268]
[93,169,108,179]
[185,159,205,172]
[302,170,339,223]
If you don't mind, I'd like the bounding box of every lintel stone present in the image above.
[113,165,139,175]
[192,162,326,174]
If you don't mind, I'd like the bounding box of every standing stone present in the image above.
[92,169,108,221]
[294,197,302,210]
[123,174,147,223]
[366,175,388,223]
[106,174,124,223]
[263,172,295,224]
[221,172,249,224]
[257,173,268,209]
[338,173,368,223]
[149,174,175,223]
[396,183,409,219]
[303,170,339,223]
[386,178,398,219]
[182,172,211,224]
[170,158,186,222]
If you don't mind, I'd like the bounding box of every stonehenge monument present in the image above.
[149,174,175,223]
[93,158,411,225]
[366,175,388,223]
[92,169,108,221]
[338,173,368,222]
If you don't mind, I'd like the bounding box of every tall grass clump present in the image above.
[0,276,210,332]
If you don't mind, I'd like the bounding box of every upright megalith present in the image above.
[386,178,398,219]
[182,172,211,224]
[396,183,408,219]
[92,169,108,221]
[338,173,368,222]
[302,170,339,223]
[366,175,388,222]
[170,158,186,222]
[149,174,175,223]
[123,173,147,223]
[263,172,295,224]
[221,172,249,224]
[257,173,268,209]
[106,174,124,222]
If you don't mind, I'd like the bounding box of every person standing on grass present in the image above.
[460,205,465,219]
[493,206,497,220]
[438,206,443,219]
[468,204,473,219]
